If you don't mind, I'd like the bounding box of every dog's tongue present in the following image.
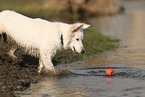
[73,46,79,54]
[73,46,76,52]
[72,48,75,52]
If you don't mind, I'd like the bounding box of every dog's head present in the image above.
[63,23,90,54]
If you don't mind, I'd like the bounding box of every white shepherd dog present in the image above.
[0,10,90,73]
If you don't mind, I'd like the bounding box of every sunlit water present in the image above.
[15,0,145,97]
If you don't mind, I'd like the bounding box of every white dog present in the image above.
[0,10,90,73]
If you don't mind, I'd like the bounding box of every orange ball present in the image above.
[106,68,114,75]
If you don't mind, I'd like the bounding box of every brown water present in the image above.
[15,0,145,97]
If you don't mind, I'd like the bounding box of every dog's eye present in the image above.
[76,38,79,41]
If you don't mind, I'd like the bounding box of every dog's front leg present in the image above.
[38,61,44,73]
[38,50,55,73]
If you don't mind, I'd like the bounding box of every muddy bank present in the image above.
[0,38,41,96]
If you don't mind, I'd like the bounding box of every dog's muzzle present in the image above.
[76,49,85,54]
[73,46,85,54]
[81,49,85,54]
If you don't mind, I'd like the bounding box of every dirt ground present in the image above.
[0,35,42,96]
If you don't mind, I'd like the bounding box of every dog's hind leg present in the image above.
[8,46,18,59]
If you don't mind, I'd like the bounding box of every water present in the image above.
[15,0,145,97]
[16,67,145,97]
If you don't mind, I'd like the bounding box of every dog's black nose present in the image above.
[81,49,85,54]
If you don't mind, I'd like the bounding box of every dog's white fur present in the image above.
[0,10,90,73]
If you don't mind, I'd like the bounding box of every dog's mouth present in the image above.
[72,46,79,54]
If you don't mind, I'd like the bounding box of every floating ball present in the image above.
[106,68,114,75]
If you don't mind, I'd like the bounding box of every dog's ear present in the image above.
[82,23,90,29]
[71,23,90,33]
[71,23,84,33]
